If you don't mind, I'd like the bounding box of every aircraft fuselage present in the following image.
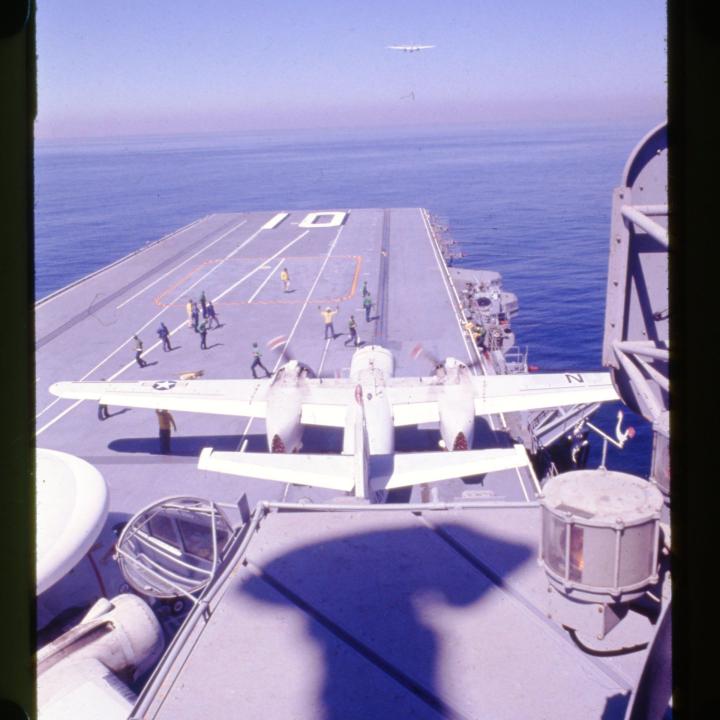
[348,346,395,456]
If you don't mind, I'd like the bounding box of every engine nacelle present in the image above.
[435,359,475,450]
[438,388,475,450]
[265,365,305,453]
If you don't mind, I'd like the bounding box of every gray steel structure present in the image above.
[131,499,663,720]
[603,123,669,497]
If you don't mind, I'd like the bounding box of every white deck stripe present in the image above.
[316,338,332,377]
[37,223,267,421]
[212,233,308,303]
[419,210,536,498]
[247,257,285,303]
[272,222,346,363]
[419,210,478,366]
[116,218,248,309]
[35,216,207,309]
[234,222,347,452]
[261,212,289,230]
[36,228,310,429]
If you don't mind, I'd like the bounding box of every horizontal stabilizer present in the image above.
[198,448,355,492]
[371,444,530,491]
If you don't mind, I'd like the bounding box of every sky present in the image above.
[35,0,667,139]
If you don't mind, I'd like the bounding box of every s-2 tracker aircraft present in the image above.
[50,344,618,499]
[386,44,435,52]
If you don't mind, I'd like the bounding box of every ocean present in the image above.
[34,119,661,477]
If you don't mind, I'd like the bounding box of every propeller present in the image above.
[410,343,483,373]
[267,335,327,378]
[411,343,444,370]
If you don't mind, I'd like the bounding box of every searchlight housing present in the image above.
[539,469,664,639]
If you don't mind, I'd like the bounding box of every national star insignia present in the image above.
[152,380,177,391]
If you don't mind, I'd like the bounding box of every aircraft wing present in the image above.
[385,371,617,425]
[385,380,441,426]
[49,379,270,418]
[199,448,354,491]
[470,372,619,415]
[299,381,353,427]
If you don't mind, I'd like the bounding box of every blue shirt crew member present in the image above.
[157,322,172,352]
[206,300,219,328]
[200,290,208,317]
[363,295,373,322]
[251,343,272,378]
[199,320,208,350]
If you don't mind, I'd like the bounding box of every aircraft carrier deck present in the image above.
[36,207,537,516]
[35,208,664,719]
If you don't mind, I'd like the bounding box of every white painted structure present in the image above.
[36,449,109,594]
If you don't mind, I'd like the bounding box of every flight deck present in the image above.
[35,208,659,719]
[36,208,536,518]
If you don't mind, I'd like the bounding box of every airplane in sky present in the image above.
[387,44,435,53]
[50,344,619,498]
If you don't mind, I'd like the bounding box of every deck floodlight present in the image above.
[539,469,664,639]
[116,496,234,600]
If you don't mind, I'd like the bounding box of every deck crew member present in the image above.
[463,320,487,351]
[132,335,147,367]
[206,299,219,328]
[489,326,503,350]
[463,282,474,308]
[319,306,339,339]
[155,409,176,454]
[157,322,172,352]
[98,404,109,421]
[362,294,373,322]
[344,315,359,347]
[251,343,272,378]
[362,281,370,298]
[186,298,194,328]
[473,323,487,350]
[199,320,208,350]
[191,302,200,331]
[200,290,207,317]
[280,267,291,293]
